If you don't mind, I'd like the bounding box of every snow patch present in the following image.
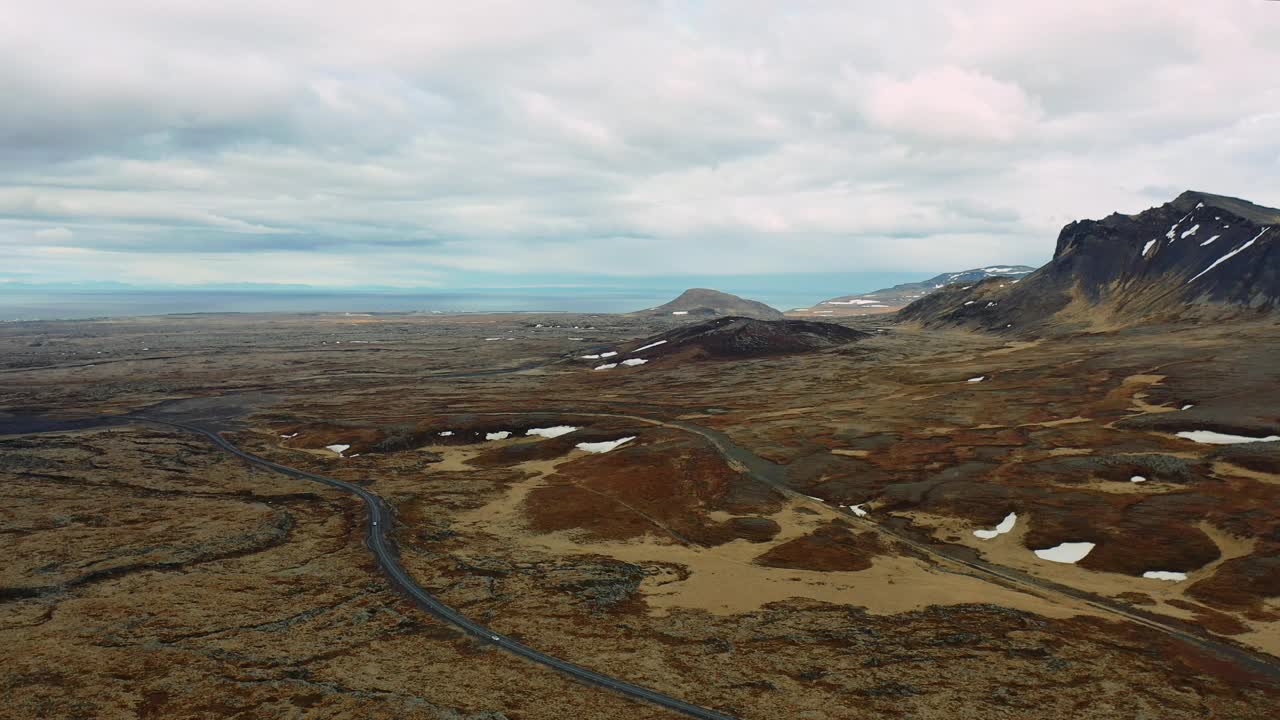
[1142,239,1157,256]
[580,354,601,359]
[1188,229,1267,284]
[594,363,618,370]
[1180,404,1194,411]
[672,311,688,315]
[1130,475,1146,483]
[1143,571,1187,581]
[967,376,986,383]
[633,340,668,353]
[280,432,299,439]
[485,431,511,441]
[974,512,1017,540]
[526,426,578,439]
[576,436,635,453]
[621,358,648,366]
[1034,542,1095,563]
[325,444,350,456]
[1180,224,1200,239]
[438,431,454,437]
[1200,235,1220,246]
[849,504,869,517]
[1175,430,1279,445]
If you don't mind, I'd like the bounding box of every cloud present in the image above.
[861,66,1043,142]
[1,1,1278,286]
[34,227,73,241]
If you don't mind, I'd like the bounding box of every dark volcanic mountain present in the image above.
[899,191,1280,332]
[635,288,784,320]
[612,316,869,362]
[789,265,1036,318]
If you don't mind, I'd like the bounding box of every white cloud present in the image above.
[34,227,73,241]
[0,1,1277,285]
[861,66,1043,142]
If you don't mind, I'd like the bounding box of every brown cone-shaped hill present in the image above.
[613,315,869,362]
[634,288,784,320]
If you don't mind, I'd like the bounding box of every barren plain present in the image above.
[2,311,1278,719]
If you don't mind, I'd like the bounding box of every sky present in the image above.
[3,1,1279,289]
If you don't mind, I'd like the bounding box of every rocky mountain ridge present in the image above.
[899,191,1280,332]
[790,265,1036,318]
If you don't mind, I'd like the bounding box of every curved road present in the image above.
[144,418,738,720]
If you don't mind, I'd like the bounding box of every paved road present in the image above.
[145,418,739,720]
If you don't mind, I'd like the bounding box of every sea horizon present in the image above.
[0,272,931,321]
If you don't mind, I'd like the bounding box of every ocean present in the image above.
[0,273,925,321]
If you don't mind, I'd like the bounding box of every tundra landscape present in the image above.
[2,192,1279,719]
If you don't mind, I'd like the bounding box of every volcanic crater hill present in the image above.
[791,265,1037,317]
[632,287,784,320]
[595,316,871,364]
[899,190,1280,332]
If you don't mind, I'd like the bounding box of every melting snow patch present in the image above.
[580,354,601,359]
[485,431,511,441]
[1200,235,1220,246]
[849,504,869,517]
[1034,542,1095,563]
[599,351,618,358]
[1175,430,1280,444]
[672,311,688,315]
[967,376,987,383]
[594,363,618,370]
[280,432,299,439]
[633,340,668,353]
[964,301,976,306]
[974,512,1017,539]
[1130,475,1147,483]
[1143,571,1187,581]
[1142,239,1157,256]
[1181,404,1194,411]
[526,426,578,439]
[438,431,454,437]
[621,358,647,366]
[576,436,635,453]
[484,337,502,341]
[325,444,350,456]
[1180,224,1200,239]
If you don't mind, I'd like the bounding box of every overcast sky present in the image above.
[3,1,1279,288]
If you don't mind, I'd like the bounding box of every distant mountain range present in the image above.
[899,190,1280,332]
[788,265,1037,318]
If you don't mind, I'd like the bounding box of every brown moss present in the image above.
[753,523,884,572]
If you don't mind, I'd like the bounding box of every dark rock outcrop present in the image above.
[618,316,870,361]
